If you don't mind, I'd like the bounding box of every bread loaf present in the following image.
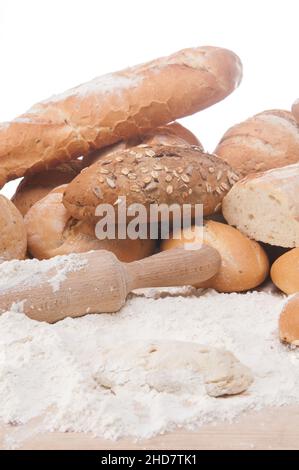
[63,145,237,222]
[0,195,27,261]
[292,99,299,123]
[214,110,299,177]
[222,163,299,247]
[271,248,299,294]
[12,122,201,216]
[0,46,241,187]
[12,161,84,216]
[24,186,155,260]
[161,220,269,292]
[279,294,299,346]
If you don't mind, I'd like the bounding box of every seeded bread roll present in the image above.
[0,46,241,187]
[63,145,238,222]
[292,99,299,124]
[222,163,299,248]
[24,185,155,260]
[271,248,299,294]
[161,220,269,292]
[279,294,299,346]
[214,110,299,177]
[12,161,84,216]
[0,195,27,261]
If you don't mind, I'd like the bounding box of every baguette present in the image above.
[63,145,237,222]
[0,46,241,187]
[161,220,269,292]
[292,99,299,123]
[214,110,299,177]
[222,163,299,247]
[24,185,155,260]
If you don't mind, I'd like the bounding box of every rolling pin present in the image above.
[0,246,220,323]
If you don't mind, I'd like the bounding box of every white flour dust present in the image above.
[0,267,298,448]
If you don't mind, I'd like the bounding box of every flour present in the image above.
[0,281,298,448]
[0,254,87,295]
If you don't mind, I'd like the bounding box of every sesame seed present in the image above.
[115,156,123,162]
[140,167,149,173]
[151,171,159,180]
[143,176,152,184]
[153,163,162,170]
[128,173,137,180]
[106,177,116,188]
[181,174,190,183]
[130,185,140,192]
[177,167,183,174]
[145,182,158,192]
[166,185,173,194]
[100,168,109,174]
[121,168,130,175]
[216,170,223,181]
[165,174,172,182]
[208,167,215,173]
[145,150,156,157]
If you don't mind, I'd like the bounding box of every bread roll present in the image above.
[0,46,241,187]
[279,294,299,345]
[292,99,299,123]
[223,163,299,248]
[12,161,84,216]
[271,248,299,294]
[24,186,155,260]
[161,220,269,292]
[63,145,237,222]
[214,110,299,177]
[0,195,27,261]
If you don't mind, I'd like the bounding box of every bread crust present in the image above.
[63,145,237,222]
[161,220,269,292]
[292,99,299,124]
[0,46,241,186]
[222,163,299,248]
[215,110,299,177]
[271,248,299,294]
[279,294,299,345]
[0,195,27,261]
[24,186,155,260]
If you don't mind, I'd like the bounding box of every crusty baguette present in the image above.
[63,145,238,222]
[12,122,201,216]
[292,99,299,123]
[0,46,241,187]
[222,163,299,248]
[24,185,155,260]
[161,220,269,292]
[271,248,299,294]
[214,110,299,177]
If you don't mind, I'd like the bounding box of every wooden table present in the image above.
[1,406,298,450]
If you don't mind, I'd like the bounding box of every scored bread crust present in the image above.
[0,46,242,187]
[63,145,238,222]
[214,110,299,177]
[222,163,299,248]
[292,99,299,124]
[24,185,155,260]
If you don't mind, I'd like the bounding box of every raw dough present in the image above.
[95,339,253,398]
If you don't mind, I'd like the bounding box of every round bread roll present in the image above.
[292,99,299,124]
[271,248,299,294]
[12,161,84,216]
[161,220,269,292]
[63,145,237,222]
[279,294,299,346]
[0,195,27,260]
[214,110,299,177]
[24,185,155,260]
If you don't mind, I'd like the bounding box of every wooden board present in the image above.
[1,406,299,450]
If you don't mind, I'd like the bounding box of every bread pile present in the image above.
[1,45,299,343]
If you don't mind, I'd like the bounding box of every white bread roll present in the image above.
[24,185,155,260]
[279,294,299,345]
[0,46,241,187]
[271,248,299,294]
[161,220,269,292]
[0,195,27,261]
[222,163,299,248]
[214,110,299,177]
[292,99,299,123]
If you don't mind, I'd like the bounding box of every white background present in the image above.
[0,0,298,198]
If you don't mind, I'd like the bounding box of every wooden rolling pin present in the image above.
[0,246,220,323]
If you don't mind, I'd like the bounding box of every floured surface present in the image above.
[0,285,298,449]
